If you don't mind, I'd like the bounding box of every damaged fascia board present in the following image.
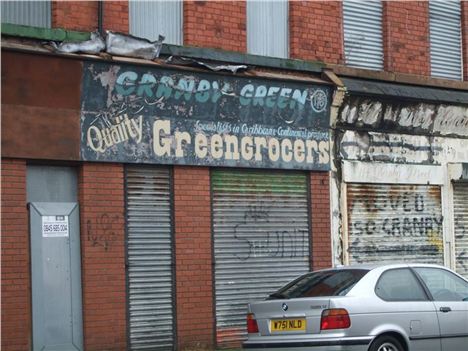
[165,55,247,74]
[338,97,468,139]
[49,31,105,55]
[105,31,164,60]
[47,31,165,60]
[341,77,468,105]
[161,44,325,74]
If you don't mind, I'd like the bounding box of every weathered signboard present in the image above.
[338,97,468,138]
[80,62,332,170]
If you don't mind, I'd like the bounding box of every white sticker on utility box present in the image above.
[42,215,69,237]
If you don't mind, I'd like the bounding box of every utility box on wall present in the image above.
[29,202,83,351]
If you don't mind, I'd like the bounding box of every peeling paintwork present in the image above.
[340,131,468,165]
[342,161,444,185]
[433,105,468,137]
[338,96,468,138]
[332,93,468,268]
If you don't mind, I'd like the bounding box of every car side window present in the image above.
[414,267,468,302]
[375,268,428,301]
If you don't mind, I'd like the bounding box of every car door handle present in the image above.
[439,307,451,313]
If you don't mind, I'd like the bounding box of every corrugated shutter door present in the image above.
[453,183,468,279]
[126,166,174,350]
[347,184,444,264]
[1,0,51,28]
[429,1,462,80]
[129,0,182,44]
[342,0,383,70]
[212,170,310,347]
[247,0,288,58]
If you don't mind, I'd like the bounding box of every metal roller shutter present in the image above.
[129,0,182,45]
[347,184,444,265]
[429,0,462,80]
[247,0,288,58]
[342,0,383,70]
[453,183,468,279]
[1,1,51,28]
[125,166,174,351]
[212,170,310,347]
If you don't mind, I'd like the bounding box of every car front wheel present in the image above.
[369,335,404,351]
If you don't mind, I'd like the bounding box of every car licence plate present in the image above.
[271,318,306,332]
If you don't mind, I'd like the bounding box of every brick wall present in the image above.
[383,1,430,76]
[184,1,246,52]
[79,163,127,351]
[52,1,128,33]
[1,159,30,351]
[173,166,214,350]
[462,1,468,81]
[290,1,343,64]
[310,172,332,270]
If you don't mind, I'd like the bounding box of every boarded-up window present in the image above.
[429,0,462,80]
[342,0,383,70]
[247,0,288,58]
[1,0,50,28]
[129,0,182,45]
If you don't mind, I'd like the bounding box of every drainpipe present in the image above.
[98,0,103,35]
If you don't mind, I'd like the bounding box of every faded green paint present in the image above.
[212,170,307,193]
[1,23,90,42]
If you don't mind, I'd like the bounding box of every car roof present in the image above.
[318,263,450,272]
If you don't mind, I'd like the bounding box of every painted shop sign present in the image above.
[338,97,468,138]
[340,131,468,165]
[80,62,332,170]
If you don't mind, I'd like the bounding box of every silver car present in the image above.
[243,264,468,351]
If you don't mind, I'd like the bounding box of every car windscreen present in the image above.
[268,269,369,299]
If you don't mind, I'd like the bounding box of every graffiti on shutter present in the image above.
[212,170,310,348]
[347,184,443,265]
[453,183,468,279]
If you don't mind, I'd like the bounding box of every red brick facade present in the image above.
[462,1,468,81]
[79,163,127,351]
[310,172,332,270]
[1,159,30,351]
[52,0,128,33]
[184,1,246,52]
[3,1,468,351]
[289,1,343,64]
[173,166,214,349]
[47,0,467,83]
[383,1,430,76]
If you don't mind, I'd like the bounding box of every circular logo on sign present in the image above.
[311,89,328,113]
[282,303,288,311]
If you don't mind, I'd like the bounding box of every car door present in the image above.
[413,267,468,351]
[374,268,441,351]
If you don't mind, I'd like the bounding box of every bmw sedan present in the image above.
[243,264,468,351]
